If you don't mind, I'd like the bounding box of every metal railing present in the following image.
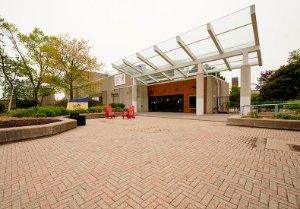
[241,102,300,115]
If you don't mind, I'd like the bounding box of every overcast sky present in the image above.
[1,0,300,88]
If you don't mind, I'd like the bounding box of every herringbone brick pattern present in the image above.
[0,117,300,209]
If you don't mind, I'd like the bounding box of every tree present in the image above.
[0,19,53,105]
[260,49,300,101]
[18,28,54,105]
[288,49,300,64]
[229,86,240,107]
[255,70,274,91]
[0,18,23,110]
[0,51,22,110]
[47,35,103,99]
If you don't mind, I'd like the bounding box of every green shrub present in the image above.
[56,106,70,115]
[283,100,300,110]
[110,103,125,108]
[69,108,87,114]
[274,113,300,120]
[88,99,103,108]
[248,111,259,118]
[112,107,124,112]
[0,102,5,113]
[8,106,70,117]
[88,106,104,113]
[8,108,33,117]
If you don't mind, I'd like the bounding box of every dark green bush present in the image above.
[110,103,125,108]
[0,102,5,113]
[8,106,70,117]
[55,98,68,107]
[88,99,103,108]
[16,100,37,108]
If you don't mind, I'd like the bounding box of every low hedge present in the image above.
[69,106,105,114]
[88,106,105,113]
[110,103,125,108]
[8,106,69,117]
[8,106,105,118]
[273,112,300,120]
[111,107,128,112]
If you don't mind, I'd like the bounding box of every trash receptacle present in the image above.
[70,113,86,126]
[76,115,86,126]
[70,112,79,118]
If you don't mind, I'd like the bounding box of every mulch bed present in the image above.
[0,118,61,128]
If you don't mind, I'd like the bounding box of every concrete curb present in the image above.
[0,118,77,143]
[227,116,300,131]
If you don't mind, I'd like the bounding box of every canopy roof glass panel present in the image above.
[112,5,262,84]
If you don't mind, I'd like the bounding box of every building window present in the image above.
[189,96,196,109]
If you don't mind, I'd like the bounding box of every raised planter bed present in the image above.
[227,116,300,131]
[0,118,60,128]
[0,117,77,143]
[81,113,105,119]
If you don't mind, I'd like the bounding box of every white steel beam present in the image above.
[147,75,159,82]
[136,52,172,80]
[208,63,259,73]
[134,45,260,78]
[154,45,187,77]
[112,64,147,84]
[112,64,132,77]
[136,53,158,70]
[176,36,197,60]
[200,64,208,74]
[153,45,175,65]
[135,78,148,85]
[207,23,232,71]
[251,5,262,66]
[176,69,188,78]
[122,59,143,74]
[161,72,172,80]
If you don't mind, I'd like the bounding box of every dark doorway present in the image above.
[149,94,183,112]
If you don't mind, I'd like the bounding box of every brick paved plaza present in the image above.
[0,116,300,209]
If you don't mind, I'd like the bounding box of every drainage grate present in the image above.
[289,145,300,152]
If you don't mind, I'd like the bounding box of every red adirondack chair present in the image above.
[122,105,135,119]
[105,105,116,118]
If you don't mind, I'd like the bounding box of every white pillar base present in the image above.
[240,65,251,115]
[240,96,251,115]
[196,64,204,116]
[132,79,137,111]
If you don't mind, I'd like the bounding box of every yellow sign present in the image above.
[67,102,88,110]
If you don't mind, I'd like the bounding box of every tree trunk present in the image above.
[40,95,45,106]
[33,89,40,106]
[70,82,73,100]
[8,86,15,111]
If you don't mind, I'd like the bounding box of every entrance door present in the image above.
[149,94,183,112]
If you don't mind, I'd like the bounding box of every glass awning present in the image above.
[112,5,262,85]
